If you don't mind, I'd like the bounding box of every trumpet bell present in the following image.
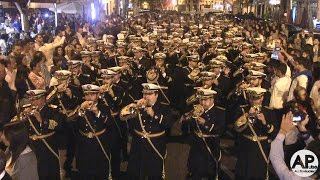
[120,103,138,121]
[186,94,197,106]
[188,68,201,81]
[192,104,205,118]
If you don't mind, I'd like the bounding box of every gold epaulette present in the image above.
[215,106,226,111]
[48,104,58,109]
[10,115,19,122]
[46,87,57,102]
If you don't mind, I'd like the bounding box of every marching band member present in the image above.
[233,87,277,180]
[80,51,98,84]
[46,70,81,178]
[72,84,114,180]
[123,83,174,180]
[147,52,173,106]
[20,90,65,180]
[181,88,225,180]
[100,68,132,176]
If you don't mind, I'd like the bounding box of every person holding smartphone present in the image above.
[270,111,320,180]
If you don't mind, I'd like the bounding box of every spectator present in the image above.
[33,51,50,87]
[293,33,302,50]
[0,60,15,126]
[2,122,39,180]
[53,26,65,44]
[0,150,11,180]
[8,43,23,59]
[38,32,65,67]
[293,86,319,136]
[34,34,43,51]
[22,41,35,68]
[310,62,320,118]
[64,45,74,61]
[270,112,320,180]
[0,34,7,55]
[15,62,33,99]
[313,38,320,62]
[288,57,313,101]
[53,46,68,70]
[72,43,82,60]
[28,56,45,90]
[270,62,291,112]
[5,57,17,91]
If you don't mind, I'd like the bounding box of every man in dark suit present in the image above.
[0,60,15,127]
[0,150,12,180]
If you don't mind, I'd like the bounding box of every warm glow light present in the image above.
[172,0,177,6]
[269,0,280,5]
[91,3,96,20]
[213,4,223,10]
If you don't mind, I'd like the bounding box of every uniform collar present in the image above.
[205,104,215,113]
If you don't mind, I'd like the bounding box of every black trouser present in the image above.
[64,122,77,173]
[129,176,162,180]
[111,148,121,179]
[39,175,60,180]
[188,175,216,180]
[78,173,107,180]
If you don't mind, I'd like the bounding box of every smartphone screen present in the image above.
[293,116,302,122]
[271,53,279,60]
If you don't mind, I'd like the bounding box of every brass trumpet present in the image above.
[235,80,249,96]
[187,85,210,105]
[21,104,39,117]
[248,105,262,124]
[100,83,111,93]
[188,68,201,81]
[119,99,150,121]
[79,101,95,117]
[182,104,205,121]
[119,103,139,121]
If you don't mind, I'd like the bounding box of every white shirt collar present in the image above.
[21,146,32,155]
[0,170,5,179]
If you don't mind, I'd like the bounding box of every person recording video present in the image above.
[270,110,320,180]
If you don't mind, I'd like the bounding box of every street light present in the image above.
[91,3,96,20]
[269,0,280,5]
